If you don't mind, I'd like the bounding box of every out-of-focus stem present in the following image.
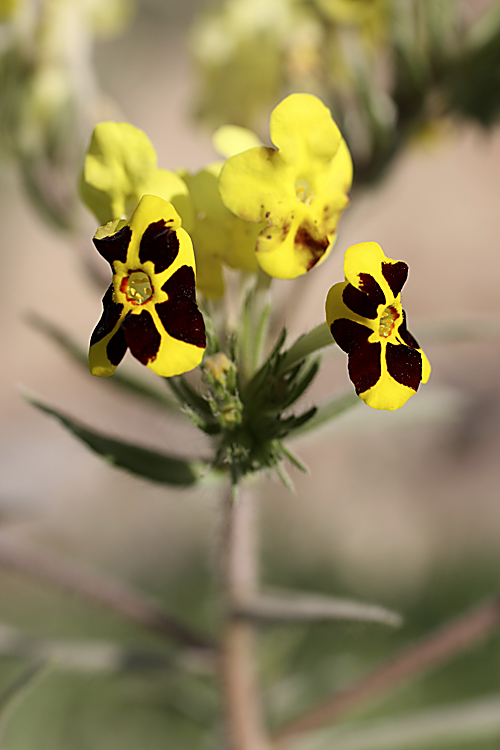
[0,535,213,652]
[220,483,270,750]
[272,596,500,745]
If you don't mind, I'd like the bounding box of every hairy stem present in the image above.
[220,483,269,750]
[272,596,500,744]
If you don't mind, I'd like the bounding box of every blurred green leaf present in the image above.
[28,398,207,487]
[27,314,181,413]
[307,695,500,750]
[0,661,49,742]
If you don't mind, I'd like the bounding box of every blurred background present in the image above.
[2,0,500,748]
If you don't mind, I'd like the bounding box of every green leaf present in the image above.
[28,398,206,487]
[312,694,500,750]
[0,661,50,742]
[277,323,333,376]
[290,391,360,437]
[279,358,320,412]
[27,314,181,413]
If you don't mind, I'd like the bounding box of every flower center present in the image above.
[124,272,153,305]
[379,305,399,338]
[295,179,315,206]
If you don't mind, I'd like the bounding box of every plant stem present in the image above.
[272,596,500,744]
[220,483,270,750]
[0,534,213,652]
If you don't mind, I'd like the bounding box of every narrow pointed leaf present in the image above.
[279,358,320,411]
[290,391,360,437]
[167,376,214,418]
[234,590,402,626]
[28,398,206,487]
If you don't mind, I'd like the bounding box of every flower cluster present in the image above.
[82,92,429,418]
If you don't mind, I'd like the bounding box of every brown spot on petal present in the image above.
[382,261,408,297]
[90,285,123,345]
[343,283,379,319]
[156,266,206,347]
[397,310,420,349]
[139,220,179,273]
[358,273,386,306]
[386,342,422,390]
[331,318,372,353]
[121,311,161,365]
[295,226,329,271]
[332,319,381,394]
[349,341,382,394]
[93,226,132,266]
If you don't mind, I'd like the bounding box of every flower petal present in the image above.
[219,146,293,225]
[382,260,408,297]
[121,310,161,365]
[120,195,183,270]
[139,219,179,273]
[325,280,377,332]
[93,224,132,267]
[89,285,129,377]
[81,122,158,224]
[148,311,205,379]
[213,124,263,158]
[385,342,422,390]
[343,241,397,304]
[218,94,352,280]
[270,93,343,166]
[157,266,206,348]
[81,122,194,229]
[361,341,420,411]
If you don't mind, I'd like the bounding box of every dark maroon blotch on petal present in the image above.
[121,311,161,365]
[331,318,372,353]
[332,319,381,394]
[382,261,408,297]
[139,220,179,273]
[90,284,123,345]
[349,342,381,394]
[93,226,132,266]
[106,327,128,366]
[358,273,386,305]
[294,225,329,271]
[343,284,379,319]
[386,342,422,390]
[156,266,206,348]
[397,310,420,349]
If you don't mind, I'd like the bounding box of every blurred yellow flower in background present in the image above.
[219,93,352,279]
[80,122,193,231]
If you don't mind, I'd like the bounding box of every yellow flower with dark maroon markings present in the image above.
[325,242,430,410]
[89,195,206,378]
[218,93,352,280]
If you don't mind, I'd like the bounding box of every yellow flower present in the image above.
[182,162,263,299]
[80,122,193,231]
[325,242,430,410]
[89,195,206,378]
[180,126,264,299]
[218,93,352,279]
